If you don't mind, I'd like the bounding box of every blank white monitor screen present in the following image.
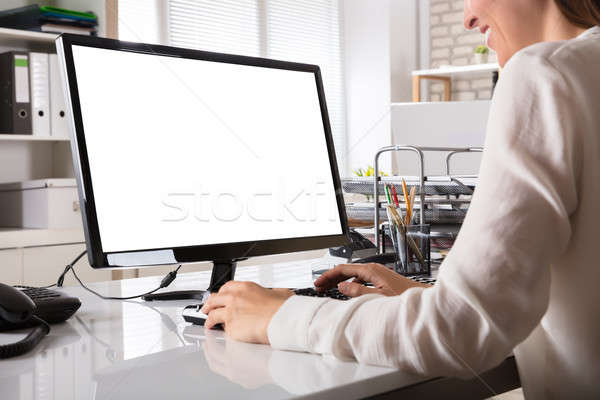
[71,45,343,253]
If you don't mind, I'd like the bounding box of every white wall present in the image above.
[390,0,419,103]
[391,100,490,176]
[343,0,427,177]
[342,0,392,176]
[342,0,392,177]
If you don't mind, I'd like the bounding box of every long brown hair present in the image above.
[555,0,600,28]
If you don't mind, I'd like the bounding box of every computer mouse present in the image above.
[182,304,224,330]
[0,283,35,324]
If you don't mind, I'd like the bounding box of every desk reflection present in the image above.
[198,327,389,396]
[0,322,99,400]
[1,302,394,400]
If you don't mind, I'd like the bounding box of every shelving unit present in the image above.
[0,27,57,50]
[412,63,500,102]
[413,63,500,78]
[0,134,70,142]
[0,227,83,250]
[0,27,75,184]
[0,27,87,285]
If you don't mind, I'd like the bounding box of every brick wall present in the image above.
[429,0,497,102]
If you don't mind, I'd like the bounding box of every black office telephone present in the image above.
[0,283,81,359]
[329,229,377,260]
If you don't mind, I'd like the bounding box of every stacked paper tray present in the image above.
[342,176,478,196]
[345,203,468,225]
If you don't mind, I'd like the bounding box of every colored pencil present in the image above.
[384,184,393,205]
[391,184,400,207]
[401,179,410,225]
[408,186,416,224]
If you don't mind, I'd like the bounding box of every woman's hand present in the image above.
[201,281,294,344]
[314,263,429,297]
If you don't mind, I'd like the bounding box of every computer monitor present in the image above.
[55,34,348,297]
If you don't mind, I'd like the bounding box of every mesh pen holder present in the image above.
[386,207,431,276]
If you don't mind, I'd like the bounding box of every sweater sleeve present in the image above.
[267,51,581,377]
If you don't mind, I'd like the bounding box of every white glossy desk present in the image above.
[0,257,519,399]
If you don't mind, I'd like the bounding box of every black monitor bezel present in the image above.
[56,34,349,269]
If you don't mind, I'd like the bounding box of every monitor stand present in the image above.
[141,259,243,302]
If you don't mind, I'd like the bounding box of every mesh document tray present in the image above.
[346,203,467,225]
[342,176,478,197]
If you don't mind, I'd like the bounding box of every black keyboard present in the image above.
[294,287,351,301]
[409,276,437,286]
[0,286,81,332]
[294,276,436,301]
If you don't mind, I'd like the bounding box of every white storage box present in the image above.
[0,179,82,229]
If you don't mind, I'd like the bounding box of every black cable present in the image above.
[30,315,50,334]
[0,316,50,359]
[57,250,88,288]
[37,283,57,289]
[52,250,182,301]
[70,262,182,300]
[33,250,87,289]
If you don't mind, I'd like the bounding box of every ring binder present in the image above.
[29,52,50,136]
[49,54,68,138]
[0,52,32,134]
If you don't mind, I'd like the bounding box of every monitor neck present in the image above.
[208,258,246,293]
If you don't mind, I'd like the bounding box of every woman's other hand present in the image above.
[314,263,429,297]
[201,282,294,344]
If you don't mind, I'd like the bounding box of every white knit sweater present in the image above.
[268,26,600,399]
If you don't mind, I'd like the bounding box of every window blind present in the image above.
[168,0,261,57]
[265,0,345,171]
[119,0,346,171]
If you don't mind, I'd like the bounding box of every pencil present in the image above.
[389,184,405,222]
[388,205,404,228]
[384,184,393,205]
[408,186,416,224]
[391,184,400,207]
[401,179,410,225]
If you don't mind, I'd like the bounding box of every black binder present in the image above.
[0,51,32,134]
